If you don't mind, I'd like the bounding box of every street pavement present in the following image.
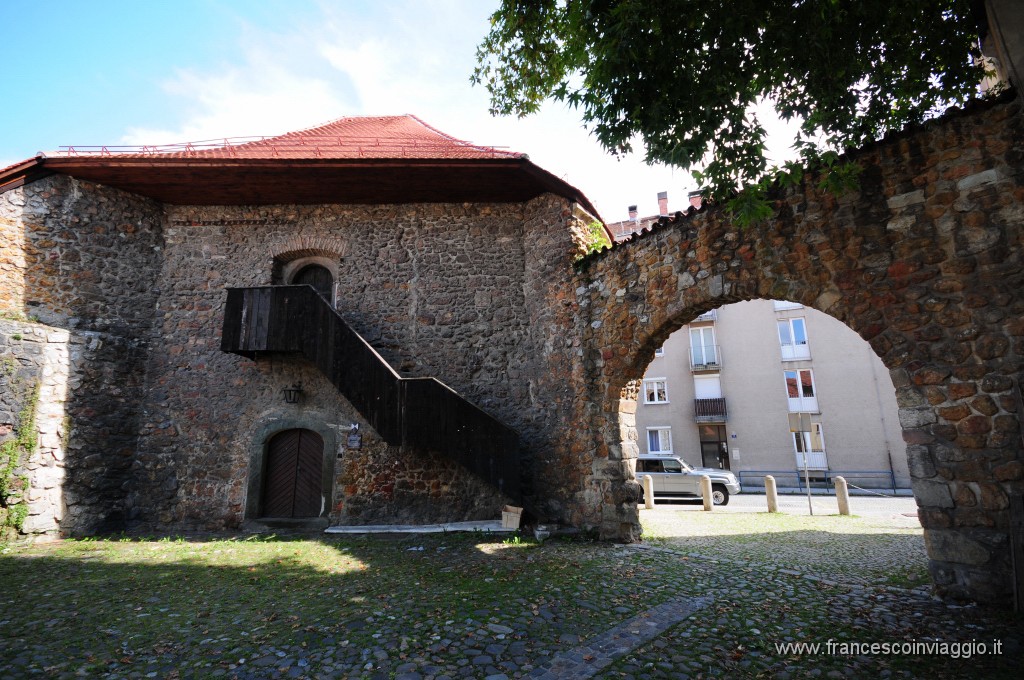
[664,491,920,516]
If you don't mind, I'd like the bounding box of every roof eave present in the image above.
[0,157,53,195]
[1,155,603,221]
[515,158,604,225]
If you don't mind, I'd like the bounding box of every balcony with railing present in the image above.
[694,397,728,422]
[692,309,717,322]
[689,345,722,372]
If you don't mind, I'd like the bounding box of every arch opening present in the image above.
[244,417,338,525]
[627,298,907,491]
[271,250,342,305]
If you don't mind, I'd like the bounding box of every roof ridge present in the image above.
[270,113,413,139]
[405,115,521,158]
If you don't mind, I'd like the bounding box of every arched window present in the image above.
[291,264,334,300]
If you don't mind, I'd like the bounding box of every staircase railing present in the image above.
[221,285,520,500]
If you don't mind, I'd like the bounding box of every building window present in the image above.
[793,422,827,469]
[778,318,810,360]
[693,374,722,399]
[773,300,803,310]
[644,379,669,404]
[693,375,727,422]
[647,427,673,454]
[785,369,819,412]
[654,346,665,357]
[689,326,719,369]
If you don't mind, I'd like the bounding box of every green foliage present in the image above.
[0,310,40,324]
[474,0,989,217]
[584,220,611,254]
[1,382,38,535]
[502,532,524,545]
[725,185,773,226]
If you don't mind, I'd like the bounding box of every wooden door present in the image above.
[292,264,333,300]
[262,429,324,518]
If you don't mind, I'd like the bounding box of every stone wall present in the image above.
[566,97,1023,605]
[127,199,572,529]
[0,177,164,536]
[0,319,153,537]
[2,97,1020,605]
[0,319,44,537]
[519,196,628,534]
[0,175,165,334]
[1,175,584,534]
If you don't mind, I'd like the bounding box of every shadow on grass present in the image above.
[0,532,637,677]
[1,531,1018,679]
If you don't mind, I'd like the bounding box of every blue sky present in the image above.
[1,1,797,221]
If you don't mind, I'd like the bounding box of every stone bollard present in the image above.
[642,475,655,509]
[765,475,779,513]
[835,476,851,515]
[701,475,713,511]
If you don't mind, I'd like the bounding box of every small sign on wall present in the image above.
[732,448,741,461]
[346,424,361,450]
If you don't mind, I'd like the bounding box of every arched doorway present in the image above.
[292,264,334,301]
[262,429,325,518]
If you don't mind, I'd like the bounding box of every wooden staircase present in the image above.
[221,285,520,500]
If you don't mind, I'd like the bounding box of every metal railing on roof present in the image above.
[52,136,515,158]
[693,309,717,322]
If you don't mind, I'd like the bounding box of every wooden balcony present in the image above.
[694,397,728,423]
[221,285,520,500]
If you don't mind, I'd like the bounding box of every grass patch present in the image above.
[0,534,664,676]
[0,527,1015,679]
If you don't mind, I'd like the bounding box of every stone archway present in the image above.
[559,98,1023,605]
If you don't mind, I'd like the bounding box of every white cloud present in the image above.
[121,60,353,146]
[113,1,708,221]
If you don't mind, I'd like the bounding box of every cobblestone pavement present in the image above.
[1,510,1019,679]
[638,497,930,589]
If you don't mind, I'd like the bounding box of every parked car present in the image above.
[635,454,741,505]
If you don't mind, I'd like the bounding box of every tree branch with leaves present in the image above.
[473,0,992,225]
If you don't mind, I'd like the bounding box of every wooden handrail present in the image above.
[221,285,520,500]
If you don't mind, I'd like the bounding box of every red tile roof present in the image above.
[0,115,602,221]
[46,115,524,161]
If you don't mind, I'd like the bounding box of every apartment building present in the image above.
[613,191,908,489]
[635,299,910,489]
